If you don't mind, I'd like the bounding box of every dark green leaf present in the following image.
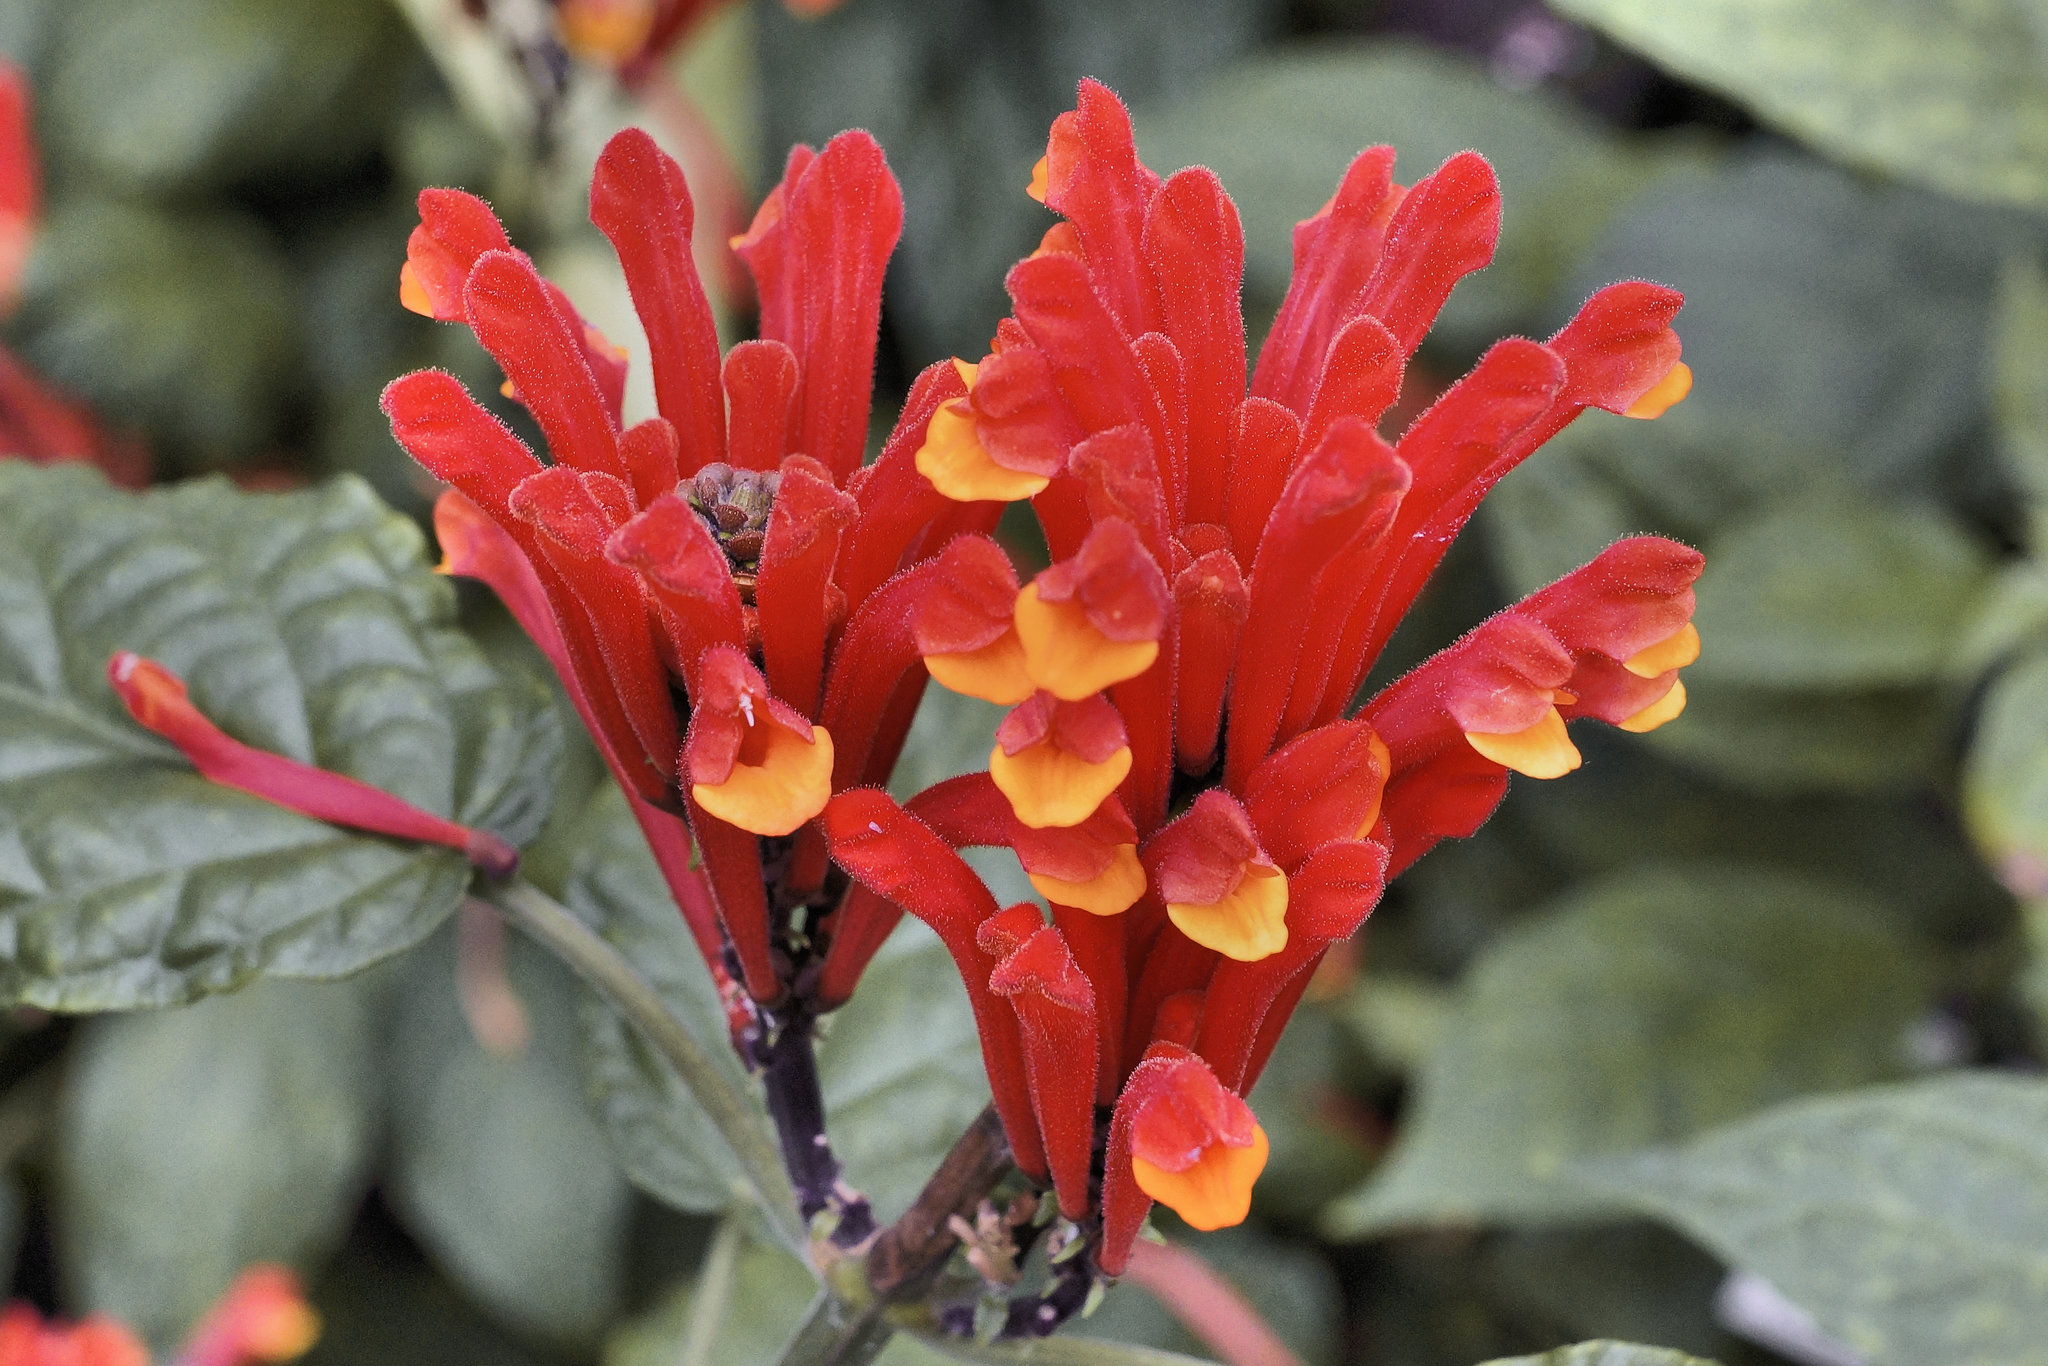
[1325,865,1930,1235]
[1548,0,2048,209]
[41,0,409,194]
[1687,493,1990,690]
[1993,255,2048,550]
[11,199,297,464]
[1964,646,2048,894]
[1634,682,1947,797]
[0,464,560,1010]
[1478,1344,1720,1366]
[1582,1073,2048,1366]
[57,978,380,1346]
[566,783,752,1215]
[1136,40,1688,354]
[754,0,1266,363]
[1552,150,2010,490]
[387,918,632,1346]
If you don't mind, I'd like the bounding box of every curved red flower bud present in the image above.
[605,492,746,693]
[1171,537,1248,775]
[465,251,628,489]
[722,338,799,472]
[1355,150,1500,357]
[1144,166,1246,528]
[991,692,1133,830]
[1241,718,1392,869]
[590,127,727,474]
[915,534,1033,705]
[1225,417,1409,790]
[1145,790,1287,963]
[1250,145,1401,416]
[1101,1046,1268,1272]
[684,646,833,838]
[733,130,903,483]
[508,467,680,783]
[1220,396,1303,567]
[399,188,514,322]
[987,921,1100,1218]
[1196,838,1389,1090]
[107,653,515,876]
[756,454,857,716]
[1041,79,1162,336]
[1016,518,1169,701]
[822,789,1047,1179]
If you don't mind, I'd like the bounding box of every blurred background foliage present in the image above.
[3,0,2048,1363]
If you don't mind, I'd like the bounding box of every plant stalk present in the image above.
[478,882,807,1250]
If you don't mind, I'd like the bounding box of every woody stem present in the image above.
[758,999,876,1246]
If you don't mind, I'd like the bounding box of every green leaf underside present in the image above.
[1548,0,2048,209]
[568,780,991,1221]
[57,977,380,1347]
[1582,1073,2048,1366]
[1327,864,1929,1235]
[0,464,560,1010]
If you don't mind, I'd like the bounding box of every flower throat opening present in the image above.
[685,462,780,602]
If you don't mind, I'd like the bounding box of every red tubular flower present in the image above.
[830,78,1703,1281]
[0,1306,145,1366]
[106,652,517,876]
[383,125,1001,1008]
[0,1264,316,1366]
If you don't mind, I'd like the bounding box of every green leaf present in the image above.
[1994,255,2048,551]
[1325,864,1930,1235]
[568,779,991,1221]
[1478,1344,1720,1366]
[1547,0,2048,209]
[0,464,561,1010]
[11,199,298,465]
[1963,646,2048,893]
[40,0,409,194]
[386,918,632,1345]
[1081,1226,1340,1366]
[1581,1073,2048,1366]
[1634,682,1946,797]
[56,978,380,1347]
[753,0,1264,363]
[1135,40,1686,354]
[565,783,753,1215]
[1551,150,2009,489]
[1688,492,1991,691]
[606,1223,952,1366]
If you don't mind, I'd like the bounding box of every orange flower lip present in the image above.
[1465,703,1581,780]
[989,692,1133,829]
[1132,1122,1270,1231]
[692,719,835,838]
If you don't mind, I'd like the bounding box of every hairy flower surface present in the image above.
[384,126,1001,1009]
[826,80,1701,1276]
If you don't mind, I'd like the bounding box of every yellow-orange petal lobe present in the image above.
[1132,1122,1270,1232]
[915,399,1050,503]
[1620,678,1688,733]
[1625,621,1700,678]
[1356,730,1392,838]
[1466,707,1582,779]
[924,627,1036,705]
[1625,361,1693,420]
[692,723,835,836]
[1029,843,1146,916]
[399,261,434,317]
[990,740,1132,829]
[1167,863,1290,962]
[556,0,656,61]
[1027,156,1050,203]
[1014,582,1161,701]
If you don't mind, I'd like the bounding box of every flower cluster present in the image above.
[383,125,1001,1015]
[0,1266,318,1366]
[824,81,1700,1277]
